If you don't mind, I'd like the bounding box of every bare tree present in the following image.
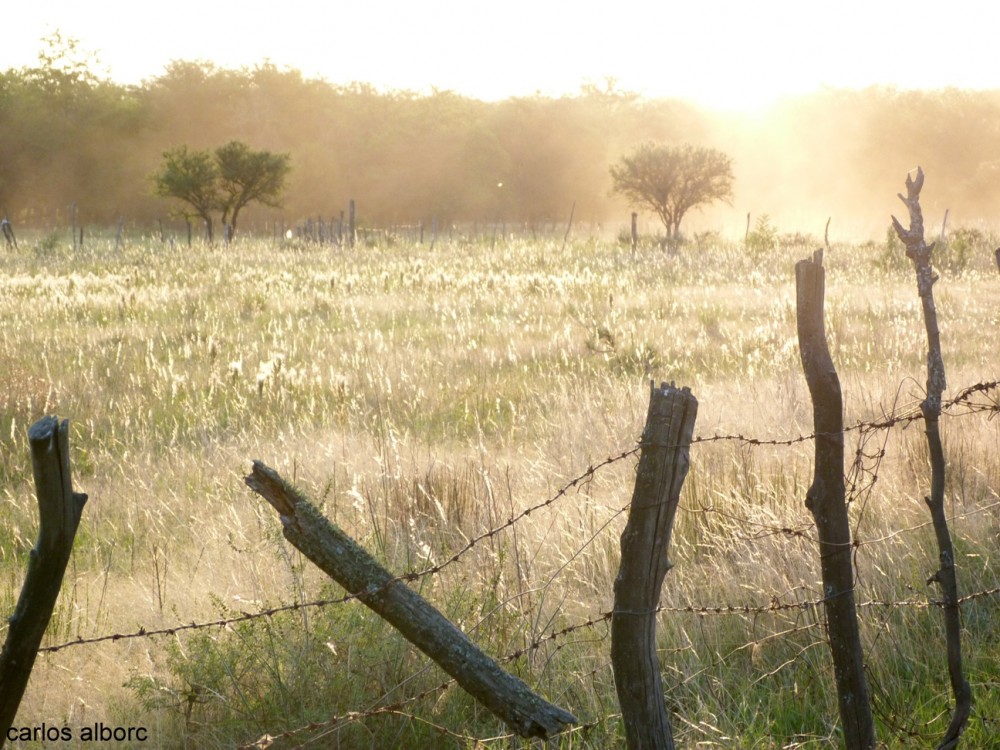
[610,142,733,245]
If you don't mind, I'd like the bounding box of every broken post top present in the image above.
[890,166,934,261]
[245,460,304,517]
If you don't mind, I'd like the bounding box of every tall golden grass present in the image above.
[1,229,997,748]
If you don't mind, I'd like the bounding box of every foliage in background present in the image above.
[7,35,1000,233]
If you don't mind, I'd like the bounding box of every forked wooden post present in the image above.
[611,382,697,750]
[0,417,88,737]
[245,462,576,740]
[796,250,875,749]
[891,167,971,749]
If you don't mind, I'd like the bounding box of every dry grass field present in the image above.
[1,228,998,748]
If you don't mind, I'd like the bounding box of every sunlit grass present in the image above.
[1,229,998,748]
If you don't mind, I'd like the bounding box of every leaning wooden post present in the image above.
[245,462,576,740]
[0,417,88,736]
[611,382,697,750]
[890,167,971,749]
[796,250,875,750]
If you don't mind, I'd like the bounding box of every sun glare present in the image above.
[4,1,1000,111]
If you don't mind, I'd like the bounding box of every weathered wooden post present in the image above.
[562,200,576,251]
[611,382,697,750]
[0,417,88,736]
[796,249,875,749]
[114,215,125,252]
[891,167,971,749]
[348,199,356,249]
[245,462,576,740]
[994,247,1000,275]
[1,217,17,249]
[630,212,638,254]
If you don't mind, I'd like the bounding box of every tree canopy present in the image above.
[152,141,290,240]
[152,146,220,238]
[610,142,733,243]
[215,141,291,237]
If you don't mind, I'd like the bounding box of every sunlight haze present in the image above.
[5,0,1000,109]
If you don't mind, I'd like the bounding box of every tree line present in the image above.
[4,34,1000,237]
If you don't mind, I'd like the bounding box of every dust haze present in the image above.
[2,47,998,240]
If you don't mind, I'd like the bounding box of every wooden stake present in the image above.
[611,382,697,750]
[796,250,875,749]
[0,418,88,736]
[891,167,970,750]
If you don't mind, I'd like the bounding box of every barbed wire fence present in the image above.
[31,378,1000,747]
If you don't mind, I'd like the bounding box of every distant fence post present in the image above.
[114,215,125,252]
[1,217,16,249]
[994,247,1000,275]
[891,167,971,748]
[0,417,88,737]
[245,461,576,740]
[796,249,875,749]
[348,199,356,249]
[630,212,638,254]
[611,382,697,750]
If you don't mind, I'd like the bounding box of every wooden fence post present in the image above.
[796,249,875,749]
[630,212,638,254]
[0,417,88,736]
[1,217,16,249]
[611,382,697,750]
[348,199,356,249]
[562,200,576,251]
[245,462,576,740]
[891,167,971,749]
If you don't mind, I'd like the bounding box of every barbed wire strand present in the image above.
[23,379,999,747]
[36,379,999,656]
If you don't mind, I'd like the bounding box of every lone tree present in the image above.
[152,141,290,241]
[153,146,220,241]
[610,142,733,245]
[216,141,291,238]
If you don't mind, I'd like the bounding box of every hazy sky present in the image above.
[4,0,999,110]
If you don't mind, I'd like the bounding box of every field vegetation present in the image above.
[1,228,998,748]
